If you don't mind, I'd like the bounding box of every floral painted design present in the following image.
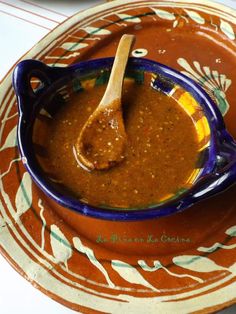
[177,58,232,116]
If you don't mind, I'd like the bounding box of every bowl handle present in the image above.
[190,134,236,202]
[12,60,70,121]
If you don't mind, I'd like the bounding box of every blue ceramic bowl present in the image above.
[12,58,236,221]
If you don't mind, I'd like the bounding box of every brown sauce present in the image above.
[37,82,199,209]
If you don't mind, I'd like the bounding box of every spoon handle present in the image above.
[99,34,135,107]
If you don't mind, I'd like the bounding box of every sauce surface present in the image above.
[37,82,199,209]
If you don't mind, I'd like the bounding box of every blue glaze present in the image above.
[12,58,236,221]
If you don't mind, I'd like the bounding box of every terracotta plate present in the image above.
[1,0,236,313]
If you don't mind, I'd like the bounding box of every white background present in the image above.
[0,0,236,313]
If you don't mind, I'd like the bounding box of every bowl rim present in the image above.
[13,57,236,221]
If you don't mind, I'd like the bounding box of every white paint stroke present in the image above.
[0,157,21,180]
[45,52,80,60]
[116,13,141,23]
[81,26,111,35]
[178,58,215,91]
[138,260,203,283]
[220,19,235,40]
[198,243,236,253]
[50,224,72,270]
[73,237,115,288]
[177,57,231,116]
[111,260,159,292]
[151,7,175,20]
[46,63,68,67]
[185,9,205,24]
[68,36,101,41]
[0,86,14,120]
[173,19,178,28]
[101,17,127,27]
[1,112,18,123]
[178,58,204,81]
[180,14,189,23]
[38,199,46,250]
[61,42,88,51]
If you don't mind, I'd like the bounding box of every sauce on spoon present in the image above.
[75,34,135,170]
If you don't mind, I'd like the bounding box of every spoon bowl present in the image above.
[76,98,126,170]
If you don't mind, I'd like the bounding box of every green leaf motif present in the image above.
[185,10,205,24]
[61,42,88,52]
[151,8,175,20]
[226,225,236,237]
[50,224,72,269]
[0,125,17,152]
[15,172,32,220]
[116,13,141,23]
[173,255,225,272]
[81,27,111,35]
[213,89,229,116]
[220,20,235,40]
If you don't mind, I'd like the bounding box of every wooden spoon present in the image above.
[75,34,135,170]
